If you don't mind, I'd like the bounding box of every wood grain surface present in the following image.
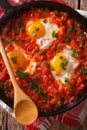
[64,0,79,9]
[0,0,87,130]
[80,0,87,10]
[0,105,26,130]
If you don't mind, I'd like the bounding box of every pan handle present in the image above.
[0,0,14,18]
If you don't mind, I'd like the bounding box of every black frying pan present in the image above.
[0,0,87,117]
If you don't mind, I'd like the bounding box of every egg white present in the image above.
[25,59,37,75]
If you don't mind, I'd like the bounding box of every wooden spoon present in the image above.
[0,38,38,125]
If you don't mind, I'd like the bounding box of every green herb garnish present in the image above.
[42,61,47,65]
[60,59,68,70]
[17,69,28,78]
[27,82,34,88]
[56,101,61,108]
[72,24,77,30]
[71,49,78,58]
[35,27,40,32]
[67,27,72,33]
[67,87,71,91]
[27,82,43,94]
[33,84,41,92]
[52,31,58,38]
[18,22,24,31]
[64,77,69,83]
[11,56,17,64]
[39,90,46,97]
[43,19,48,23]
[8,38,13,45]
[65,37,71,43]
[81,66,87,75]
[59,56,63,59]
[32,27,40,37]
[3,82,9,91]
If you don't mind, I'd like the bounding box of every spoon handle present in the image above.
[0,38,18,88]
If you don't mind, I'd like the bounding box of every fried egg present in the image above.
[7,44,37,75]
[26,18,59,49]
[25,59,37,75]
[50,47,79,84]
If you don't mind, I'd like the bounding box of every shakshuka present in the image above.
[0,8,87,112]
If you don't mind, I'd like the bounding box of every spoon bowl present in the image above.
[0,38,38,125]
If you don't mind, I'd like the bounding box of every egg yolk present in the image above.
[27,22,45,38]
[7,50,28,70]
[51,53,68,74]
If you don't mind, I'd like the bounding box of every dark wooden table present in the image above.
[0,0,87,130]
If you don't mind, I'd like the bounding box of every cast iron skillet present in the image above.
[0,0,87,117]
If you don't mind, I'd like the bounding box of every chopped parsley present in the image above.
[27,82,45,96]
[43,61,47,65]
[52,31,58,38]
[27,82,34,88]
[59,56,63,59]
[43,19,48,23]
[17,69,28,78]
[39,90,46,97]
[8,38,13,45]
[67,27,72,33]
[67,24,77,34]
[65,37,71,43]
[67,87,71,91]
[11,56,17,64]
[71,49,78,58]
[72,24,77,30]
[18,22,24,31]
[64,77,69,83]
[33,84,41,92]
[32,27,40,37]
[8,38,13,43]
[35,27,40,32]
[60,59,68,70]
[3,81,9,91]
[81,66,87,75]
[56,101,61,108]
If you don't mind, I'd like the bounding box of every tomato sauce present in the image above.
[0,8,87,112]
